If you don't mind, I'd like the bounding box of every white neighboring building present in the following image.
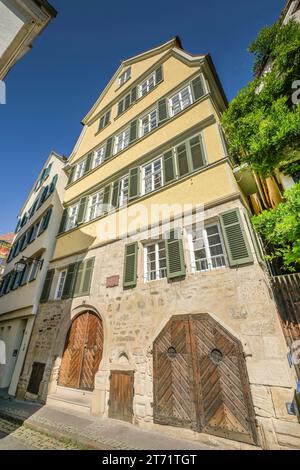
[0,0,57,80]
[0,152,67,396]
[282,0,300,24]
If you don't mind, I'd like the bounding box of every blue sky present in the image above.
[0,0,285,233]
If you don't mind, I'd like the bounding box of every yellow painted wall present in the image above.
[71,54,205,163]
[54,162,237,260]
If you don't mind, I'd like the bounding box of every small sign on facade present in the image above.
[106,275,120,288]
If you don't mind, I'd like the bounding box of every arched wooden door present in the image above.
[153,314,258,445]
[58,311,103,391]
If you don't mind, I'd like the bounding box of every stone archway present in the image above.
[153,313,258,445]
[58,311,103,391]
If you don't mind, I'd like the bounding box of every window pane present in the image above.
[190,136,205,170]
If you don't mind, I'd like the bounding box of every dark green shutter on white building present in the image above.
[165,228,186,279]
[111,180,120,209]
[128,168,140,200]
[219,208,254,267]
[40,269,55,303]
[123,242,138,288]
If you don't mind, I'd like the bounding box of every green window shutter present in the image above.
[50,174,58,193]
[40,269,55,303]
[155,65,163,84]
[84,153,93,174]
[163,150,176,184]
[58,208,68,234]
[131,87,137,103]
[75,258,95,296]
[62,263,79,299]
[99,115,105,130]
[189,135,206,171]
[118,100,124,116]
[124,94,131,110]
[103,184,112,210]
[111,180,120,209]
[219,208,254,267]
[128,167,140,200]
[123,242,138,288]
[129,120,137,143]
[192,75,205,100]
[105,110,111,126]
[176,143,190,177]
[68,166,75,185]
[77,197,88,225]
[105,137,113,160]
[42,207,52,232]
[38,186,49,208]
[158,98,168,124]
[165,228,186,279]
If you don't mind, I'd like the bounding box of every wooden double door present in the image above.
[58,312,103,391]
[153,314,258,445]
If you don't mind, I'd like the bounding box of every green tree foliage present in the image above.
[221,20,300,176]
[252,183,300,269]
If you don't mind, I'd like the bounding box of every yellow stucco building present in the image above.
[18,38,300,449]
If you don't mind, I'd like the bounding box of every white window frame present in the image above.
[169,85,193,117]
[66,204,79,231]
[93,145,106,169]
[119,175,129,207]
[87,190,104,221]
[138,72,156,98]
[114,127,130,154]
[55,270,67,300]
[142,157,163,195]
[187,223,227,273]
[144,241,167,282]
[74,160,86,181]
[139,108,158,137]
[119,67,131,86]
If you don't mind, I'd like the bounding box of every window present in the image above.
[117,93,131,115]
[98,110,111,131]
[139,109,158,137]
[144,242,167,282]
[175,134,206,177]
[119,176,129,207]
[139,72,156,98]
[169,85,193,117]
[119,67,131,86]
[28,259,41,283]
[87,191,104,221]
[188,224,226,272]
[55,270,67,300]
[93,145,106,169]
[29,220,41,244]
[66,204,79,231]
[74,161,86,182]
[114,127,130,154]
[142,158,163,195]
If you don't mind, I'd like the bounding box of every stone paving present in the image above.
[0,399,219,451]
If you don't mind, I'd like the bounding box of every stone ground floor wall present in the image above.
[17,263,300,449]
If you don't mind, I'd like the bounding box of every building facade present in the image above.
[0,233,14,278]
[0,152,67,396]
[0,0,57,80]
[18,39,300,449]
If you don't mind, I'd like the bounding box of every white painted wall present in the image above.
[0,1,26,57]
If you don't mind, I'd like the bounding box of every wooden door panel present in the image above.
[153,317,197,430]
[59,312,103,391]
[109,371,134,423]
[153,314,258,446]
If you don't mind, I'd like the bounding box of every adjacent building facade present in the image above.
[0,0,57,80]
[16,39,300,449]
[0,152,67,396]
[0,233,14,278]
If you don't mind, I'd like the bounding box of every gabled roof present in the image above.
[82,37,186,125]
[0,233,14,244]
